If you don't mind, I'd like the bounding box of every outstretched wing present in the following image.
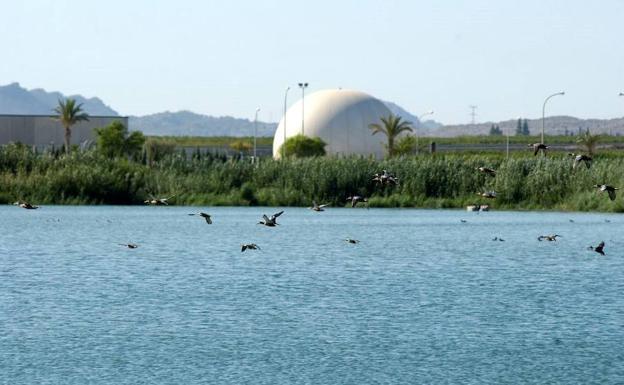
[318,204,329,209]
[533,145,539,156]
[584,158,592,169]
[241,245,247,252]
[608,189,616,201]
[262,214,270,222]
[272,210,284,218]
[204,216,212,224]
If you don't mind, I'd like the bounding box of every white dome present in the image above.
[273,89,392,158]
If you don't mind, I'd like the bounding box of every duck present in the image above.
[241,243,260,252]
[346,195,368,208]
[476,167,496,176]
[492,237,505,241]
[257,211,284,227]
[538,234,561,242]
[477,191,497,199]
[568,153,592,169]
[593,184,618,201]
[188,212,212,224]
[529,143,549,156]
[119,243,139,249]
[13,201,39,209]
[372,170,399,186]
[588,241,605,256]
[144,195,174,205]
[344,238,360,244]
[310,201,329,212]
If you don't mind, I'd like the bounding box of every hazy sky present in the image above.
[1,0,623,124]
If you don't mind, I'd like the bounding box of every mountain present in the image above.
[129,111,278,137]
[383,101,442,129]
[0,82,118,116]
[427,116,624,137]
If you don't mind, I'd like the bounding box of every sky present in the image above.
[1,0,623,124]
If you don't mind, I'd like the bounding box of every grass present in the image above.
[2,142,624,212]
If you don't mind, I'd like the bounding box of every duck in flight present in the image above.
[477,191,497,199]
[476,167,496,176]
[119,243,139,249]
[538,234,561,242]
[310,201,329,212]
[346,195,368,208]
[13,201,39,209]
[529,143,549,156]
[594,184,618,201]
[258,211,284,227]
[344,238,360,244]
[588,241,605,255]
[568,153,592,169]
[188,212,212,224]
[372,170,399,186]
[144,195,174,205]
[241,243,260,252]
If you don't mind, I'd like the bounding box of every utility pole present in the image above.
[469,105,478,124]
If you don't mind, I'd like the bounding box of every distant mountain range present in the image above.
[2,82,623,137]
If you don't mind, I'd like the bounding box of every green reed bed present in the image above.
[1,144,624,211]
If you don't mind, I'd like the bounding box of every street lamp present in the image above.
[416,110,434,154]
[253,107,260,163]
[541,91,565,144]
[283,86,290,158]
[298,82,308,135]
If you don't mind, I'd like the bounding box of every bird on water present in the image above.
[119,243,139,249]
[13,201,39,209]
[344,238,360,244]
[258,211,284,227]
[538,235,561,242]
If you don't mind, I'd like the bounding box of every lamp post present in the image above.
[541,91,565,144]
[416,110,434,154]
[298,82,308,135]
[283,86,290,158]
[253,107,260,163]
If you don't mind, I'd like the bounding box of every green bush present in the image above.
[279,135,327,158]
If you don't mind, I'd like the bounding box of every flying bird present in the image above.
[372,170,399,186]
[144,195,174,205]
[477,191,497,199]
[310,201,329,212]
[476,167,496,176]
[588,241,605,256]
[568,153,592,169]
[594,184,618,201]
[538,234,561,242]
[119,243,139,249]
[188,212,212,224]
[241,243,260,252]
[529,143,549,156]
[346,195,368,208]
[258,211,284,227]
[344,238,360,244]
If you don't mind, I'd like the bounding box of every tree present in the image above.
[489,124,502,136]
[53,98,89,154]
[394,135,419,156]
[577,131,600,155]
[279,134,327,158]
[95,121,145,159]
[369,114,413,158]
[515,118,523,135]
[522,119,530,135]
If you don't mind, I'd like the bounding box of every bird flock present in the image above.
[10,145,615,255]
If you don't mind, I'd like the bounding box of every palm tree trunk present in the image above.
[64,125,71,154]
[388,137,394,158]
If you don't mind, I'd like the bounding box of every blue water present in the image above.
[1,206,624,384]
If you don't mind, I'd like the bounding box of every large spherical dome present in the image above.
[273,89,392,158]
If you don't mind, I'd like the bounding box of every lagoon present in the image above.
[1,206,624,384]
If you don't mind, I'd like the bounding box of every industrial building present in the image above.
[0,114,128,148]
[273,89,392,159]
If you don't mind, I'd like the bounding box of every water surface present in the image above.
[1,206,623,384]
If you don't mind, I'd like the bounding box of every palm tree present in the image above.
[576,130,600,156]
[369,114,413,157]
[53,98,89,154]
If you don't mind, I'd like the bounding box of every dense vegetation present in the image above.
[2,142,624,212]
